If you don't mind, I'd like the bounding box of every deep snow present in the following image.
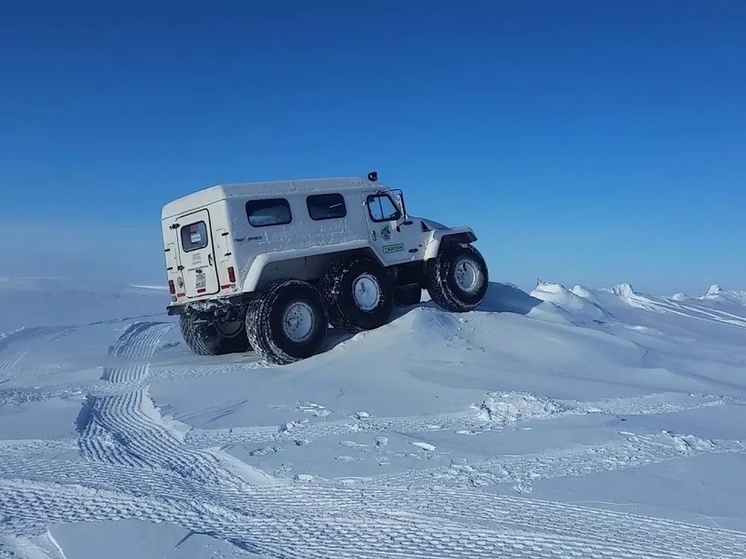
[1,277,745,558]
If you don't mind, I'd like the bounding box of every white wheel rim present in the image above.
[282,301,315,343]
[215,319,243,338]
[353,273,381,311]
[454,258,481,293]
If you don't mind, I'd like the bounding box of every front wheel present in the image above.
[245,279,328,365]
[426,244,488,312]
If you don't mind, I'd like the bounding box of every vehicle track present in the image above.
[2,473,746,559]
[3,395,746,557]
[78,321,178,469]
[3,318,746,558]
[0,327,75,379]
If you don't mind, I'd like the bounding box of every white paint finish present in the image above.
[161,177,374,220]
[161,175,478,302]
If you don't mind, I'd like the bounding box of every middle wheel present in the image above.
[245,279,328,365]
[320,257,394,332]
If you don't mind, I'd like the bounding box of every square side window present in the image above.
[246,198,292,227]
[307,193,347,220]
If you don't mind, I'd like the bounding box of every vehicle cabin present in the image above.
[161,176,416,304]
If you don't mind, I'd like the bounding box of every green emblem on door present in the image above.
[380,224,392,241]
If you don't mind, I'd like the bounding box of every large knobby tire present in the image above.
[245,279,328,365]
[179,314,251,356]
[426,243,489,312]
[319,257,394,332]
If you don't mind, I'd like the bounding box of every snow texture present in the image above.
[1,276,746,558]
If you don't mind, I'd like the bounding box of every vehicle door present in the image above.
[362,190,423,264]
[175,209,220,298]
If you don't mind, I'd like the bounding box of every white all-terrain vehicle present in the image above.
[161,172,488,365]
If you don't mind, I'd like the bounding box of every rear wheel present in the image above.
[179,313,251,356]
[426,243,488,312]
[319,257,394,331]
[245,279,328,365]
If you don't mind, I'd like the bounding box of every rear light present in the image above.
[168,279,175,294]
[228,266,236,283]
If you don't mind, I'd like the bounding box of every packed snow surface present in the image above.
[1,277,746,558]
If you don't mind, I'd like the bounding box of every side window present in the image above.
[246,198,292,227]
[180,221,208,252]
[366,194,401,222]
[307,193,347,221]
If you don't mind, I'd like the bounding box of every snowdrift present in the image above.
[1,275,746,559]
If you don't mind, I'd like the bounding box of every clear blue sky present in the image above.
[1,0,744,294]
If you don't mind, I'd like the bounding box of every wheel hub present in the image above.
[282,301,315,343]
[352,273,381,311]
[454,258,481,293]
[214,319,243,338]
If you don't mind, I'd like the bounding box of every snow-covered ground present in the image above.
[1,276,746,558]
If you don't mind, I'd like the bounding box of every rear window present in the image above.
[307,193,347,220]
[180,221,208,252]
[246,198,292,227]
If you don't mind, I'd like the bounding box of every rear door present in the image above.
[176,209,220,298]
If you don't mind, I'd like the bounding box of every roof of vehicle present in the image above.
[161,176,387,219]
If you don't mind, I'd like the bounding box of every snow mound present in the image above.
[530,282,609,322]
[700,284,746,305]
[600,282,662,311]
[477,282,544,315]
[610,282,638,299]
[476,391,572,424]
[706,284,723,297]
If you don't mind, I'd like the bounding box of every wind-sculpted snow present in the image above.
[348,429,746,491]
[2,280,746,558]
[183,390,735,449]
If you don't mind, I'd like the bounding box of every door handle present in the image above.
[208,254,213,266]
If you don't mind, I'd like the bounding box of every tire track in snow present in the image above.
[0,327,75,379]
[256,484,746,559]
[3,356,746,558]
[183,390,737,449]
[4,319,746,557]
[79,387,250,485]
[2,473,746,558]
[346,429,746,491]
[0,358,265,409]
[77,321,177,469]
[77,321,262,492]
